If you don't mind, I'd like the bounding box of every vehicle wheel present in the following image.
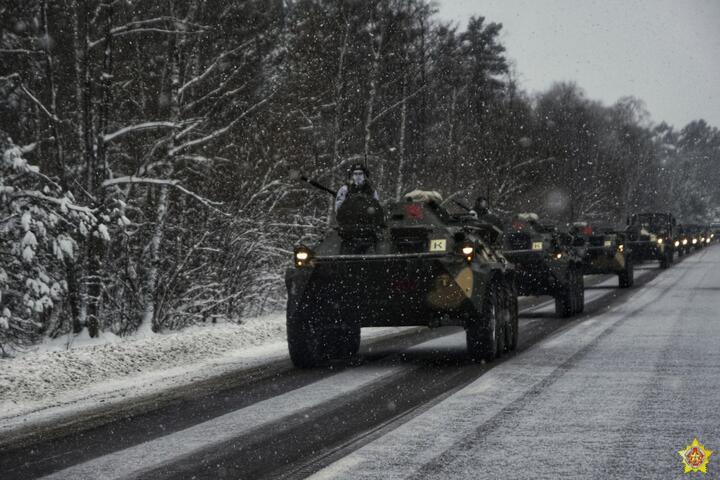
[659,251,670,269]
[287,300,360,368]
[287,310,330,368]
[619,257,634,288]
[506,282,519,351]
[575,268,585,314]
[467,280,500,363]
[554,269,575,318]
[495,320,506,358]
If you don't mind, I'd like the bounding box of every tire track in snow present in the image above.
[38,364,411,480]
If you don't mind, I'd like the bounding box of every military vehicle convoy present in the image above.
[286,172,712,369]
[571,223,634,288]
[625,212,677,268]
[501,213,585,318]
[286,190,518,368]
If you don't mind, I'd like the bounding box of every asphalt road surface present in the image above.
[1,248,715,480]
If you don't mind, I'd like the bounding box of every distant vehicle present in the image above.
[680,224,707,252]
[502,213,585,318]
[676,224,691,257]
[571,222,634,288]
[625,212,677,268]
[285,188,518,368]
[710,224,720,243]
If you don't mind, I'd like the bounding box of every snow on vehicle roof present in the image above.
[516,212,539,222]
[403,190,443,204]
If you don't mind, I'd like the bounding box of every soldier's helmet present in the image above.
[347,162,370,177]
[473,195,489,215]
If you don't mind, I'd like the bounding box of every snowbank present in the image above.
[0,314,287,422]
[0,313,416,437]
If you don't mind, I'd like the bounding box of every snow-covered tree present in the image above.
[0,132,103,353]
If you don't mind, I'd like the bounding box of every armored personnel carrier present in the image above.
[502,213,585,318]
[625,212,677,268]
[286,190,518,368]
[571,222,634,288]
[676,224,691,257]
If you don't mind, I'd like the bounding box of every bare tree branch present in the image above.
[101,176,229,216]
[103,121,179,142]
[168,94,273,156]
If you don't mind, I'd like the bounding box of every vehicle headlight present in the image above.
[657,238,663,245]
[618,244,625,253]
[555,253,563,259]
[682,239,688,245]
[458,242,475,262]
[674,240,680,247]
[707,238,712,244]
[692,238,698,244]
[294,246,313,268]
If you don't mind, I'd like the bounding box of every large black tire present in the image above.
[467,281,501,363]
[505,281,519,351]
[495,318,506,358]
[619,257,634,288]
[287,313,329,368]
[659,250,671,269]
[575,268,585,314]
[555,268,575,318]
[287,300,360,368]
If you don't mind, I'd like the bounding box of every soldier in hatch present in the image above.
[470,194,504,239]
[335,163,379,212]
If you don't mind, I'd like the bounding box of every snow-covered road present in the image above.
[312,246,720,479]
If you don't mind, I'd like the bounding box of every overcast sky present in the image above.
[435,0,720,129]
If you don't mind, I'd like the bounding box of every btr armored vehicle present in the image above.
[571,222,634,288]
[286,190,518,368]
[625,212,677,268]
[676,224,691,257]
[502,213,585,318]
[687,224,711,251]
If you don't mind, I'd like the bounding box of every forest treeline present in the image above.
[1,0,719,351]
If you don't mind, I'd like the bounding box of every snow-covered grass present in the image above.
[0,312,416,439]
[0,314,287,425]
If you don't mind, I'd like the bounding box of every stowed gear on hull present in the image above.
[286,191,518,368]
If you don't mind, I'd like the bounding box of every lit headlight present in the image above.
[294,246,313,268]
[618,244,625,253]
[692,239,698,245]
[555,253,563,260]
[657,238,663,245]
[682,239,688,245]
[707,238,712,244]
[458,242,475,262]
[674,240,680,247]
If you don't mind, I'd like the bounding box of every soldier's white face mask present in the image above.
[351,170,366,185]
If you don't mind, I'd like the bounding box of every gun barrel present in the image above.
[300,176,337,197]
